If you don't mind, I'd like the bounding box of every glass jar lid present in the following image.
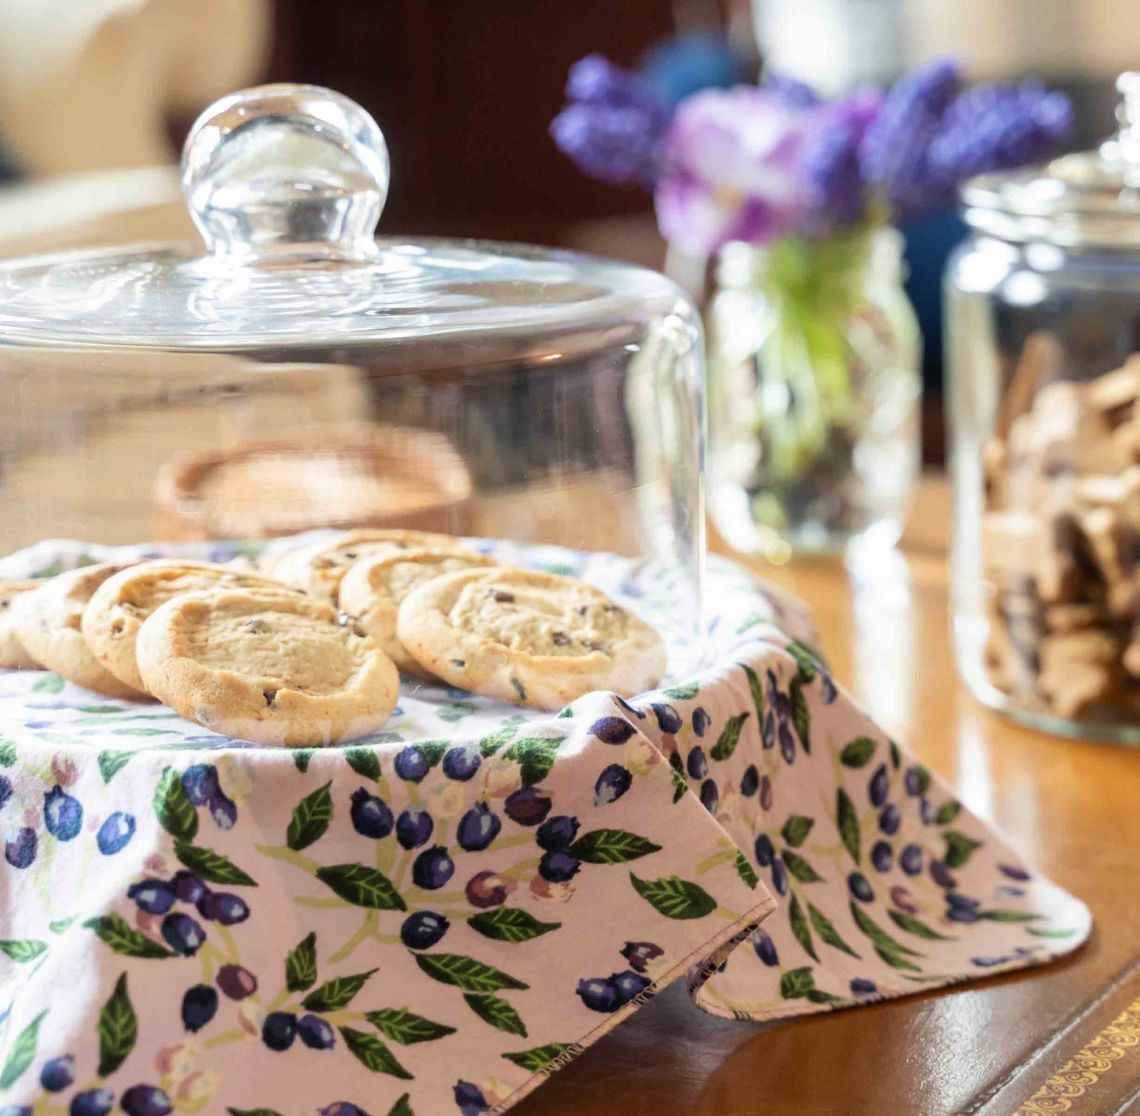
[0,84,684,349]
[962,71,1140,248]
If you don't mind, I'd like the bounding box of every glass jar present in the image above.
[0,84,706,646]
[706,227,921,559]
[947,72,1140,743]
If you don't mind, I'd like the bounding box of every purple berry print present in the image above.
[762,713,775,750]
[69,1089,115,1116]
[699,779,719,815]
[740,765,759,797]
[612,969,650,1005]
[394,745,430,782]
[171,870,208,904]
[161,913,206,956]
[870,841,893,873]
[848,872,874,903]
[615,696,645,719]
[442,743,481,781]
[320,1106,369,1116]
[180,764,219,806]
[771,856,789,896]
[503,787,552,826]
[396,807,434,850]
[40,1054,75,1091]
[999,863,1031,881]
[207,789,237,830]
[850,978,877,996]
[0,775,10,811]
[903,766,927,796]
[5,827,36,869]
[752,929,779,967]
[401,910,449,949]
[899,844,923,875]
[96,812,135,855]
[454,1080,489,1116]
[536,814,579,851]
[820,673,838,703]
[465,871,510,909]
[686,747,708,780]
[621,941,663,973]
[891,886,918,914]
[197,892,250,926]
[590,717,636,744]
[879,804,901,835]
[350,788,393,839]
[920,797,935,825]
[947,891,980,911]
[457,803,501,852]
[412,847,454,890]
[262,1011,297,1051]
[948,904,981,924]
[779,719,795,764]
[651,703,682,733]
[576,976,620,1013]
[216,964,257,1000]
[868,764,889,807]
[128,879,175,915]
[594,764,632,805]
[180,985,218,1032]
[929,860,957,889]
[43,786,82,841]
[759,775,773,811]
[539,850,581,883]
[69,1089,114,1116]
[754,833,774,867]
[691,707,710,737]
[119,1085,172,1116]
[298,1013,337,1049]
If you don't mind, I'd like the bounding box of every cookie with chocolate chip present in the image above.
[338,547,498,677]
[396,567,665,710]
[136,589,399,746]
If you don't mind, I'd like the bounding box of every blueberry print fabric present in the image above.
[0,537,1090,1115]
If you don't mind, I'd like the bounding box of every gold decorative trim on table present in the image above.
[1016,997,1140,1114]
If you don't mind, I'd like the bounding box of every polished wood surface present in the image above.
[515,476,1140,1116]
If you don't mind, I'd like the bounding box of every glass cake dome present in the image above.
[0,84,705,625]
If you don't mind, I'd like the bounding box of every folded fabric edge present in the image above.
[488,890,778,1115]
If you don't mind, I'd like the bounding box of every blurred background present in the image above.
[0,0,1134,457]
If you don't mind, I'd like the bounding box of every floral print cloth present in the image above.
[0,537,1090,1116]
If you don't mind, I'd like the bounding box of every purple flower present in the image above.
[802,89,884,228]
[927,81,1073,185]
[551,55,671,187]
[655,87,811,257]
[763,73,820,111]
[859,58,962,212]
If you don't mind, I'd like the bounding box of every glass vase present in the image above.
[707,227,922,558]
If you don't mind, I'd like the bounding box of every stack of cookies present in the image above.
[0,529,665,746]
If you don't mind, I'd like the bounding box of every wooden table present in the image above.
[515,476,1140,1116]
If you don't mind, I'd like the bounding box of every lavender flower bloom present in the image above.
[551,55,671,187]
[803,89,884,229]
[927,81,1073,184]
[860,58,962,212]
[655,87,810,257]
[763,74,820,111]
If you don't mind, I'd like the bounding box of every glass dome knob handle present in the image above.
[181,83,390,262]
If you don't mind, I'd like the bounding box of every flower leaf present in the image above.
[414,953,528,993]
[785,640,823,680]
[740,662,765,724]
[292,749,314,774]
[888,909,953,940]
[285,932,317,992]
[386,1096,413,1116]
[287,781,333,851]
[849,901,923,960]
[365,1007,456,1045]
[942,830,982,869]
[779,967,815,999]
[302,968,377,1012]
[339,1027,413,1080]
[316,864,406,911]
[836,788,860,864]
[788,894,818,961]
[808,903,860,958]
[735,851,759,890]
[0,1010,46,1089]
[478,723,519,758]
[710,712,750,762]
[503,735,564,788]
[84,914,173,959]
[153,766,198,841]
[97,750,132,784]
[0,939,46,963]
[934,800,961,825]
[344,748,380,781]
[979,909,1040,923]
[174,841,256,887]
[630,873,716,920]
[780,815,814,848]
[782,849,824,884]
[789,678,811,755]
[97,973,137,1076]
[662,681,699,700]
[464,993,527,1037]
[502,1043,574,1073]
[839,737,877,768]
[567,828,661,864]
[467,908,561,943]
